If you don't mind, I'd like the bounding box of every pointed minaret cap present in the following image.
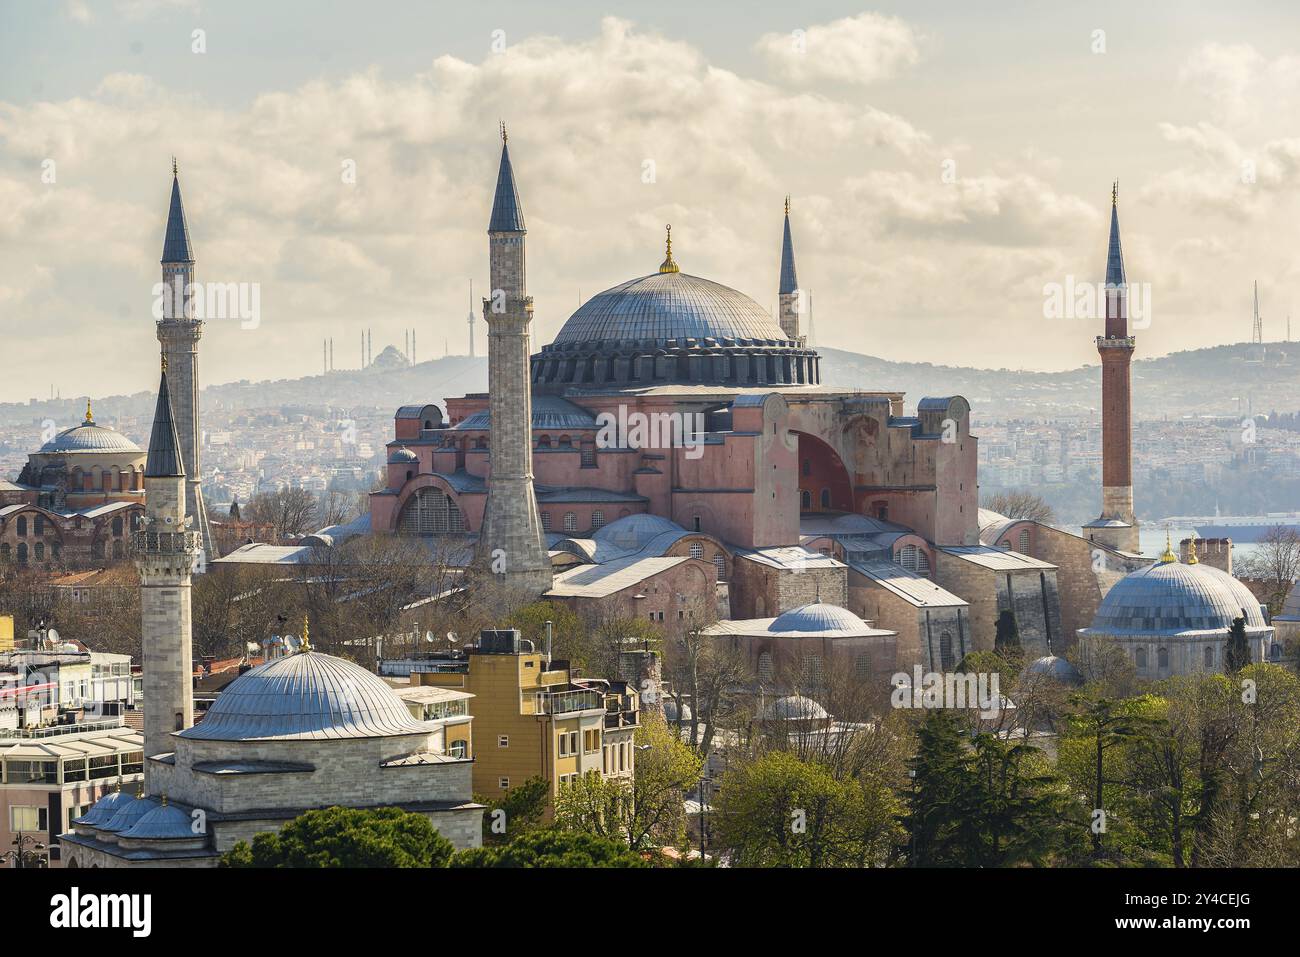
[779,195,799,295]
[1105,181,1125,286]
[488,124,526,233]
[145,364,185,478]
[161,159,195,264]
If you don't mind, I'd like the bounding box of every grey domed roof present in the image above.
[1025,655,1082,684]
[389,446,419,463]
[39,422,142,454]
[102,795,159,833]
[769,603,872,637]
[177,651,431,741]
[75,786,134,826]
[759,694,830,722]
[120,799,194,840]
[1083,560,1269,637]
[553,272,787,348]
[593,513,684,551]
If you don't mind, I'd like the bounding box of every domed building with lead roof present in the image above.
[1078,538,1274,678]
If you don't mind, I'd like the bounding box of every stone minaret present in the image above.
[136,364,198,780]
[778,196,801,342]
[156,160,217,567]
[474,127,552,597]
[1087,184,1139,554]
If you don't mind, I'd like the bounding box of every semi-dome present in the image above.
[1084,559,1269,637]
[769,602,873,637]
[532,263,820,393]
[177,650,432,741]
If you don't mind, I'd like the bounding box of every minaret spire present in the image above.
[778,196,801,341]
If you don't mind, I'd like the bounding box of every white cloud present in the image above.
[755,13,920,85]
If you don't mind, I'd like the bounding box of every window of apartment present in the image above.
[9,806,48,833]
[5,760,57,784]
[499,777,510,790]
[584,729,599,753]
[497,735,509,748]
[558,730,579,756]
[619,743,627,772]
[447,741,467,758]
[63,758,88,782]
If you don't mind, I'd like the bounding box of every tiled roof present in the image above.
[488,141,526,232]
[161,173,194,263]
[546,555,688,599]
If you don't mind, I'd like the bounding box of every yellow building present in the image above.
[409,629,639,803]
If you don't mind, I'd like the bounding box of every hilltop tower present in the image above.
[156,161,217,566]
[136,363,199,781]
[778,196,801,342]
[474,127,553,597]
[1084,184,1140,554]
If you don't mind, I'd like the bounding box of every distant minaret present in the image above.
[137,362,198,781]
[467,280,476,358]
[778,196,801,342]
[474,125,552,597]
[1086,183,1139,554]
[155,159,217,565]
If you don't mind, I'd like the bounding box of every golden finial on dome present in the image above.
[1187,537,1199,564]
[499,121,507,144]
[1160,529,1177,563]
[84,398,94,425]
[160,792,169,807]
[172,156,178,178]
[785,194,791,216]
[1112,180,1118,206]
[658,224,679,274]
[301,614,311,653]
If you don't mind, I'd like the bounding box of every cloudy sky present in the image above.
[2,0,1299,403]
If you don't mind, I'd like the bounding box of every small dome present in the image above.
[759,695,830,722]
[74,787,134,826]
[102,795,159,833]
[769,602,871,636]
[389,446,418,464]
[1086,560,1268,637]
[593,513,683,551]
[177,650,432,741]
[120,799,194,840]
[1025,655,1082,684]
[39,422,142,454]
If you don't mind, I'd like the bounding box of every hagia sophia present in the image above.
[50,131,1283,866]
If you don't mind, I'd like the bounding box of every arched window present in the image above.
[898,544,920,572]
[916,549,931,576]
[1204,645,1215,668]
[757,651,774,683]
[1157,647,1169,670]
[112,516,123,537]
[802,459,811,476]
[0,543,9,562]
[92,540,105,559]
[939,631,954,671]
[34,543,44,561]
[800,489,812,509]
[1018,528,1030,552]
[713,553,726,581]
[1135,647,1147,670]
[537,436,551,449]
[820,488,831,509]
[34,515,44,536]
[112,541,123,559]
[16,517,26,536]
[558,436,572,448]
[688,542,704,560]
[591,510,605,529]
[397,487,466,535]
[563,512,577,533]
[16,543,28,565]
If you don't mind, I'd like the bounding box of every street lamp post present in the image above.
[4,833,48,869]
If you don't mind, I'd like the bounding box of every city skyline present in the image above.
[3,1,1300,402]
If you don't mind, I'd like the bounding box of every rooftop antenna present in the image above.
[1253,281,1263,345]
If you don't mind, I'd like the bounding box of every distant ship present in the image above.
[1157,510,1300,543]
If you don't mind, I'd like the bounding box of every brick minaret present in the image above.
[136,364,198,782]
[156,160,217,568]
[778,196,801,341]
[1086,184,1140,553]
[474,128,552,597]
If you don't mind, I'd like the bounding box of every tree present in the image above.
[903,710,968,866]
[221,806,456,868]
[476,775,549,845]
[1234,525,1300,613]
[451,830,648,868]
[554,717,703,851]
[1224,616,1251,673]
[244,487,318,542]
[228,498,240,520]
[983,490,1056,525]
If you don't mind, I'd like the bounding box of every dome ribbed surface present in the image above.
[75,788,133,826]
[177,651,430,741]
[553,272,788,347]
[120,802,194,840]
[769,602,870,635]
[760,695,829,722]
[102,796,159,833]
[39,424,141,454]
[1086,561,1267,636]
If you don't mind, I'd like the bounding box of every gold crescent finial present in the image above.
[84,398,93,425]
[172,156,178,178]
[659,224,679,273]
[302,614,311,653]
[499,121,507,144]
[160,792,168,807]
[1160,528,1177,563]
[784,195,790,216]
[1112,180,1118,206]
[161,354,168,373]
[1187,537,1199,564]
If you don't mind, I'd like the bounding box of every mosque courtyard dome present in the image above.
[531,235,821,393]
[1082,557,1269,638]
[177,650,432,741]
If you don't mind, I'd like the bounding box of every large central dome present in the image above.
[553,272,787,346]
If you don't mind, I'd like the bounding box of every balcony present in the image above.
[132,530,201,554]
[539,689,602,715]
[604,710,639,730]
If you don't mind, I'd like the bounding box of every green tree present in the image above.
[451,829,648,868]
[1224,616,1251,674]
[476,775,549,845]
[554,718,703,851]
[221,806,455,868]
[903,711,968,866]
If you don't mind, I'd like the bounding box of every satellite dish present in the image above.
[447,632,459,644]
[425,631,435,644]
[46,628,60,644]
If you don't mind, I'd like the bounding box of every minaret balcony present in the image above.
[1095,335,1135,350]
[133,529,201,555]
